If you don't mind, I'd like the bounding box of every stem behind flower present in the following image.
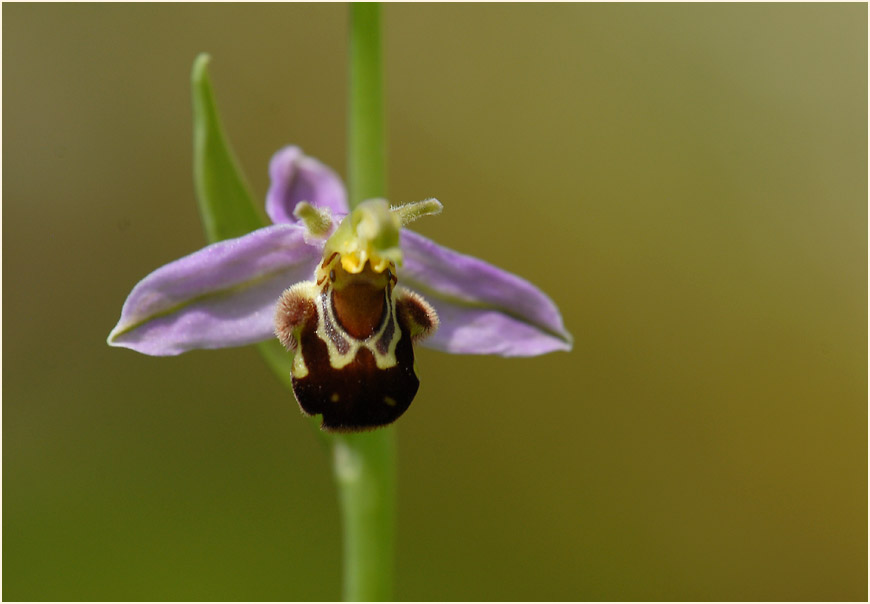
[336,4,397,602]
[348,2,386,209]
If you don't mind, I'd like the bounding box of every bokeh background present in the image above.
[4,3,866,601]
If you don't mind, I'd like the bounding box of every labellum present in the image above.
[275,199,440,431]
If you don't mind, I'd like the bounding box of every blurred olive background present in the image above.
[4,3,866,601]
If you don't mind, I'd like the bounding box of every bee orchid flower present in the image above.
[108,146,572,431]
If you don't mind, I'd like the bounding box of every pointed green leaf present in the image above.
[191,53,267,243]
[191,54,297,394]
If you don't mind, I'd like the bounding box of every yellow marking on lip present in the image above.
[313,283,401,371]
[384,396,397,407]
[292,348,309,379]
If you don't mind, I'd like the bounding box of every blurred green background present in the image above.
[3,3,866,601]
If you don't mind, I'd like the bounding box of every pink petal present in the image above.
[399,230,572,357]
[108,224,322,355]
[265,146,348,224]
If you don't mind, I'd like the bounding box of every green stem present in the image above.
[335,3,396,602]
[333,430,396,601]
[348,2,386,207]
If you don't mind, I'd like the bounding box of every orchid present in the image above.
[108,145,572,430]
[106,5,572,597]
